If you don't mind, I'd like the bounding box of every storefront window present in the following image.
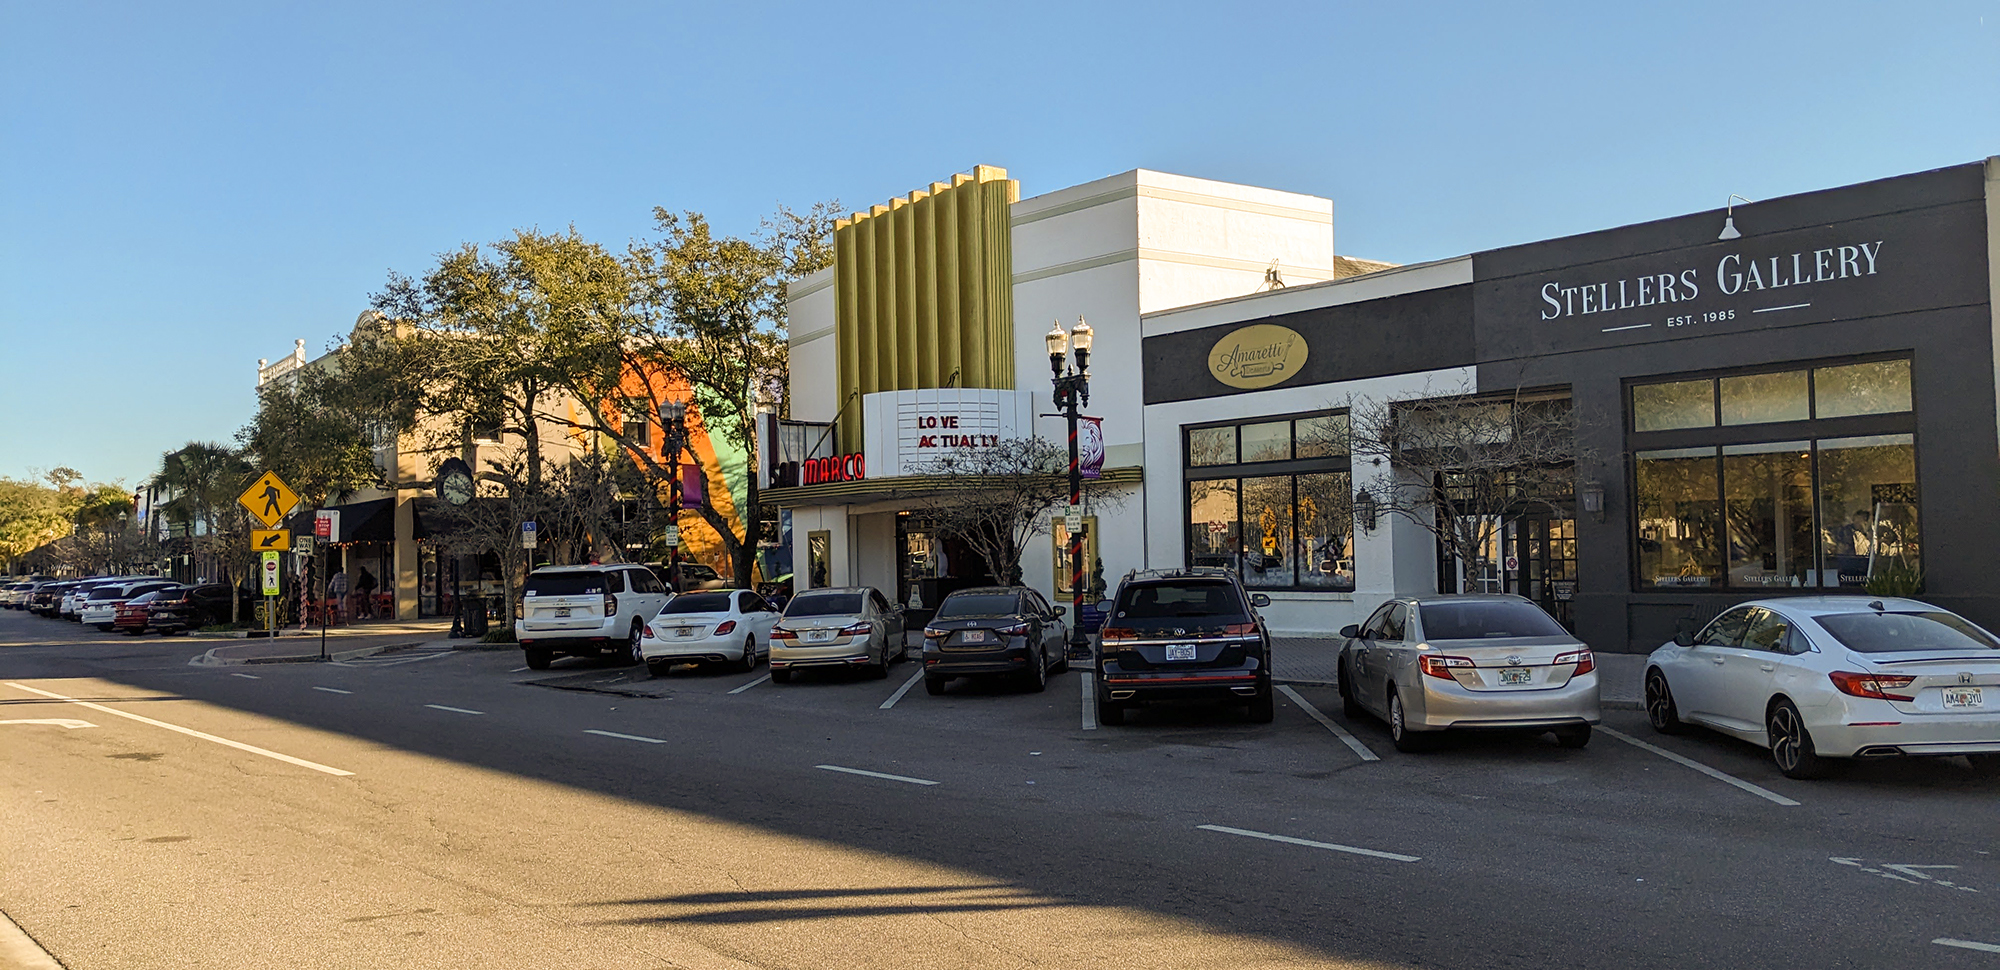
[1815,360,1912,418]
[1817,434,1919,588]
[1633,380,1714,431]
[1188,427,1236,466]
[1296,472,1354,589]
[1721,370,1808,425]
[1295,413,1349,458]
[1722,441,1813,588]
[1635,447,1722,588]
[1187,480,1239,569]
[1183,412,1353,591]
[1240,422,1292,462]
[1240,476,1294,587]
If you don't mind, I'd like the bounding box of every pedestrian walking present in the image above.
[328,568,350,623]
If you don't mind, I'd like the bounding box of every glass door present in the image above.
[1506,516,1578,630]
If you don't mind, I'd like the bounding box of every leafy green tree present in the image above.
[238,367,383,509]
[153,442,256,621]
[0,474,82,570]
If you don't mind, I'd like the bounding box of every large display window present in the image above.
[1628,358,1918,591]
[1183,412,1354,590]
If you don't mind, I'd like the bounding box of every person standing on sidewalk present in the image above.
[328,568,350,623]
[355,568,378,619]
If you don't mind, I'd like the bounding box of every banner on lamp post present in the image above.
[680,464,705,509]
[1078,417,1105,479]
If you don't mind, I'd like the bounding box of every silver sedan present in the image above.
[1338,594,1601,751]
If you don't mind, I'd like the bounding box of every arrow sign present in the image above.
[253,529,291,551]
[238,471,300,528]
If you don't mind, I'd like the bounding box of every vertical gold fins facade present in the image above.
[833,165,1018,452]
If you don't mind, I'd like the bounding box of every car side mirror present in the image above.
[1339,624,1361,639]
[1250,593,1272,608]
[1053,606,1066,617]
[1674,631,1697,647]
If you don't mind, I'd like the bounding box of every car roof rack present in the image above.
[1120,566,1239,583]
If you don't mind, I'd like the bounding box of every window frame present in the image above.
[1181,409,1354,592]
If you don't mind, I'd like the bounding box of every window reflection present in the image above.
[1722,442,1813,587]
[1240,422,1292,462]
[1633,380,1714,431]
[1817,434,1919,588]
[1187,427,1236,466]
[1296,472,1354,590]
[1721,371,1809,425]
[1815,360,1912,418]
[1240,476,1294,587]
[1187,480,1239,569]
[1635,447,1722,587]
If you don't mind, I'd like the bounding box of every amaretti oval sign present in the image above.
[1207,324,1307,389]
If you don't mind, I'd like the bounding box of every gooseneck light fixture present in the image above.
[1717,195,1753,241]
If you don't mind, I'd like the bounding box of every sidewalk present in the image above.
[191,618,456,666]
[1272,637,1645,710]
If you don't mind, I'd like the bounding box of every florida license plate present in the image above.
[962,630,987,643]
[1943,687,1984,709]
[806,630,835,643]
[674,628,693,637]
[1166,643,1197,661]
[1500,667,1534,685]
[554,607,571,618]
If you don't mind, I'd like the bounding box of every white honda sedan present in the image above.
[1645,596,2000,779]
[639,589,781,676]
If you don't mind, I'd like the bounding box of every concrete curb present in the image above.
[188,641,418,666]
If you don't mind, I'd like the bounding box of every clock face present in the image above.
[443,472,474,505]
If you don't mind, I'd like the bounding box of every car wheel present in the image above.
[771,669,792,684]
[739,636,759,673]
[1338,656,1364,719]
[1051,648,1071,675]
[1389,688,1429,753]
[869,640,891,679]
[1554,724,1592,749]
[924,675,947,696]
[1645,668,1685,735]
[1097,697,1126,726]
[1247,683,1275,724]
[525,648,553,671]
[1967,754,2000,776]
[626,624,646,666]
[1767,699,1832,780]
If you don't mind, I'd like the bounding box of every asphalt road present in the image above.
[3,608,1997,969]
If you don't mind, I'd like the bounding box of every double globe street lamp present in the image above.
[1046,317,1093,662]
[658,397,690,563]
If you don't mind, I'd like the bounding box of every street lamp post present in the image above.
[1046,317,1093,662]
[659,397,689,581]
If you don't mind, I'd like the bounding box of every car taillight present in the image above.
[1554,649,1595,675]
[1100,627,1136,640]
[923,627,948,639]
[1222,622,1256,636]
[1419,655,1474,680]
[604,594,617,616]
[1829,671,1917,701]
[998,622,1029,636]
[714,620,737,635]
[841,622,872,636]
[643,624,656,639]
[771,627,798,641]
[514,598,523,619]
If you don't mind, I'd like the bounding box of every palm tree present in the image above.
[152,442,254,622]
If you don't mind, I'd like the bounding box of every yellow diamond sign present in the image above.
[238,471,300,528]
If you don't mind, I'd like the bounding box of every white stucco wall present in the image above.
[786,267,838,424]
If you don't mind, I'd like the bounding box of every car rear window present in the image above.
[1419,601,1568,640]
[1814,611,2000,653]
[787,593,863,617]
[88,588,126,601]
[525,573,605,596]
[936,594,1020,618]
[1115,581,1244,619]
[661,592,733,614]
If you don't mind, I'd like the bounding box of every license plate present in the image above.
[1499,667,1534,685]
[674,628,693,637]
[554,607,571,618]
[806,630,835,643]
[1165,643,1197,661]
[1943,687,1984,709]
[962,630,987,643]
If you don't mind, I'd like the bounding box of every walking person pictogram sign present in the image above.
[238,472,300,528]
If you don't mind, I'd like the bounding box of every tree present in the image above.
[0,474,82,570]
[238,367,382,509]
[152,442,256,621]
[1317,385,1589,594]
[907,438,1077,586]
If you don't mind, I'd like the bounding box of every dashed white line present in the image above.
[3,682,353,777]
[815,764,939,786]
[313,687,352,695]
[1936,938,2000,955]
[728,673,770,695]
[1198,824,1421,863]
[0,719,96,729]
[1276,685,1379,761]
[424,704,484,716]
[585,729,666,744]
[1080,671,1097,731]
[1600,726,1799,806]
[509,667,530,673]
[231,673,260,679]
[879,670,924,709]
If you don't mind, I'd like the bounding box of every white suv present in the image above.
[516,564,672,670]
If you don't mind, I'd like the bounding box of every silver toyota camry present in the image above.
[1338,594,1601,751]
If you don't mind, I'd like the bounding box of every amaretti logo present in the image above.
[1208,324,1308,390]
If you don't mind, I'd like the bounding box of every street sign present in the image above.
[1065,503,1084,519]
[252,529,291,552]
[1067,515,1086,531]
[314,509,339,539]
[521,520,538,549]
[238,471,300,528]
[663,524,681,547]
[261,551,281,595]
[295,535,315,556]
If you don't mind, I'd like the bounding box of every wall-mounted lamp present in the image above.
[1580,479,1606,523]
[1355,489,1378,533]
[1717,195,1753,241]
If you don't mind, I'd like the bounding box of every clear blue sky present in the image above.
[3,1,1995,488]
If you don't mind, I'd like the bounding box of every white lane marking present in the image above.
[880,670,924,709]
[0,719,96,729]
[1936,939,2000,954]
[312,687,352,695]
[3,682,353,777]
[425,704,484,715]
[815,764,939,786]
[1754,302,1812,313]
[231,673,260,679]
[1081,671,1097,731]
[728,673,770,695]
[1277,685,1379,762]
[362,651,453,667]
[1198,824,1421,863]
[585,729,666,744]
[1600,726,1800,806]
[509,667,529,673]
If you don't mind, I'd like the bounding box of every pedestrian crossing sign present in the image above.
[238,471,299,528]
[252,529,291,551]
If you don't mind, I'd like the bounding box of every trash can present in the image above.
[460,596,489,638]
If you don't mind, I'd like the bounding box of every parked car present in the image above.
[1,580,41,608]
[920,586,1069,695]
[515,564,672,670]
[115,587,182,634]
[654,561,724,593]
[1094,568,1276,725]
[80,580,180,631]
[1645,596,2000,779]
[638,589,781,675]
[63,578,135,620]
[29,581,79,616]
[146,584,258,634]
[1338,594,1600,752]
[769,587,906,683]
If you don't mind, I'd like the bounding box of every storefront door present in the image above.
[1505,516,1578,631]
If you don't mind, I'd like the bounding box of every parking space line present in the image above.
[1599,726,1799,806]
[880,670,924,709]
[1276,685,1379,762]
[312,687,352,695]
[3,682,353,777]
[1936,939,2000,955]
[585,729,666,744]
[424,704,484,715]
[509,667,529,673]
[816,764,939,786]
[1080,672,1097,731]
[231,673,260,679]
[1198,824,1420,863]
[728,673,770,695]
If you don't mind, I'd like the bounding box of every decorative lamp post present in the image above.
[1048,317,1093,662]
[660,397,689,571]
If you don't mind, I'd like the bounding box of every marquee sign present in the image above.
[795,453,865,486]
